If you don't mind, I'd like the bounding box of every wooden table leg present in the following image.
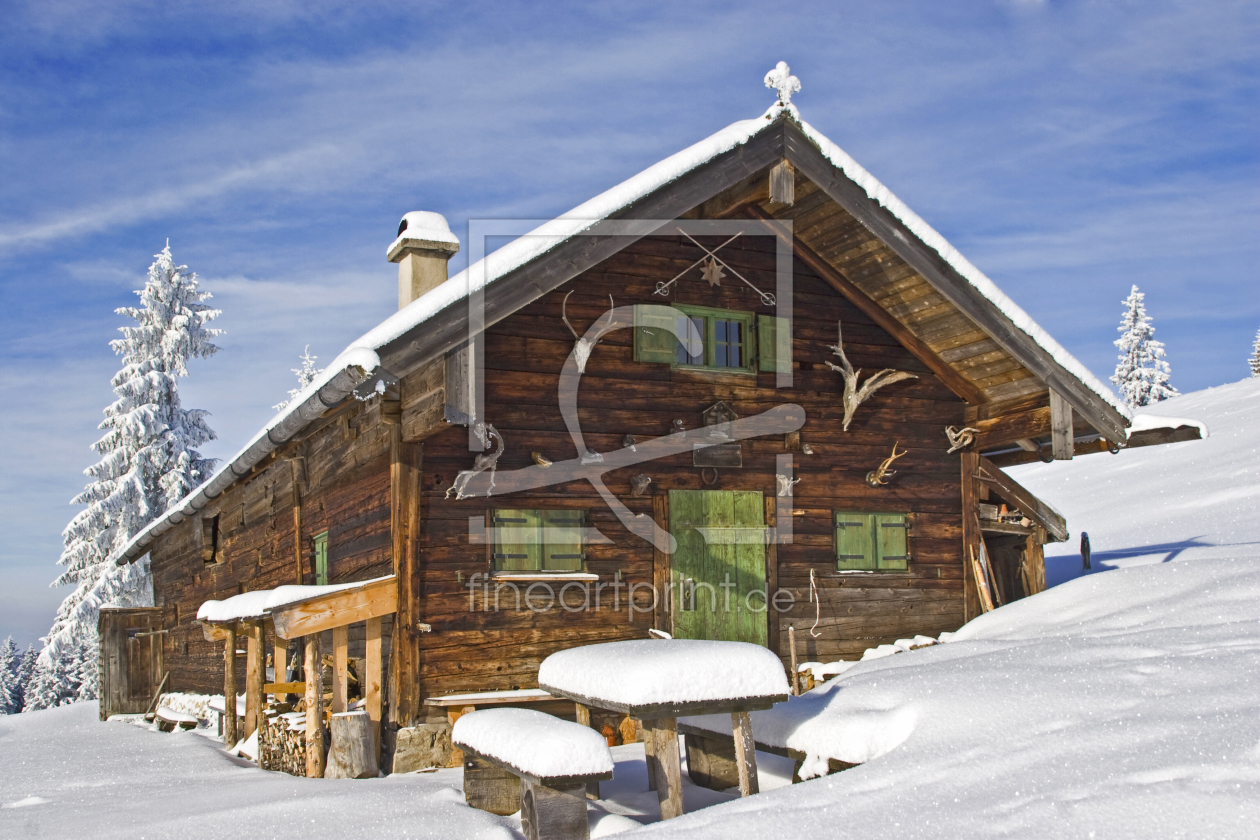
[643,718,658,791]
[648,718,684,819]
[731,711,759,796]
[573,703,601,800]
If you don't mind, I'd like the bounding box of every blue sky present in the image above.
[1,1,1256,647]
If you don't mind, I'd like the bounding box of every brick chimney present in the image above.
[387,211,460,309]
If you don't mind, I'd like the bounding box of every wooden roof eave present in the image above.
[372,123,791,384]
[780,122,1130,446]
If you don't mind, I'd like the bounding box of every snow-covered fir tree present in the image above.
[1249,327,1260,378]
[1110,284,1178,407]
[273,345,323,411]
[0,637,19,714]
[39,244,222,705]
[16,645,37,712]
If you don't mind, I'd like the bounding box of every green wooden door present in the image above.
[669,489,767,645]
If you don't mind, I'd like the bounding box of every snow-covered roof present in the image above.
[195,575,392,623]
[117,100,1131,567]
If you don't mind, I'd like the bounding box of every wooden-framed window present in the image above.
[635,304,790,374]
[834,512,910,571]
[492,509,586,573]
[313,530,329,585]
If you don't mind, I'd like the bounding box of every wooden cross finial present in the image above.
[764,61,801,106]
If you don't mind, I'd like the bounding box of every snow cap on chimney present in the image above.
[387,211,460,310]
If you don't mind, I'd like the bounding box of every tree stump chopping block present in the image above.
[521,779,589,840]
[325,711,379,779]
[463,755,521,816]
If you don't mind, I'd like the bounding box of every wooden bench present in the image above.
[452,708,614,840]
[154,707,199,732]
[677,721,857,787]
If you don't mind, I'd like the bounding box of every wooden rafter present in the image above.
[974,455,1068,542]
[780,121,1130,445]
[747,204,988,405]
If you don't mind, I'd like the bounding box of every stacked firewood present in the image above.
[259,707,314,777]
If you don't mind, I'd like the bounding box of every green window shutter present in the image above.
[634,304,682,364]
[835,512,876,571]
[757,315,791,373]
[494,509,542,571]
[542,510,585,571]
[876,513,910,571]
[313,531,329,585]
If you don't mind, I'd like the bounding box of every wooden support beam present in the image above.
[969,406,1052,450]
[389,427,424,729]
[332,624,348,715]
[271,575,397,640]
[974,455,1069,542]
[747,205,988,405]
[223,624,238,747]
[364,616,383,758]
[291,458,304,585]
[1050,390,1074,460]
[272,623,287,691]
[769,159,795,206]
[304,634,325,778]
[765,495,780,658]
[244,620,265,737]
[731,711,759,796]
[1026,525,1047,595]
[960,451,982,623]
[652,494,671,635]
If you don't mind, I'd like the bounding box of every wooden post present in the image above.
[244,620,265,737]
[573,703,600,800]
[643,718,657,791]
[272,622,287,691]
[223,624,238,747]
[1050,389,1074,461]
[304,634,325,778]
[332,624,349,714]
[1027,525,1047,595]
[788,626,799,696]
[521,779,590,840]
[388,428,423,729]
[731,711,759,796]
[652,494,671,635]
[960,450,982,622]
[291,458,305,584]
[646,718,684,820]
[364,616,383,757]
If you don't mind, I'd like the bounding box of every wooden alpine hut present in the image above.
[108,65,1199,772]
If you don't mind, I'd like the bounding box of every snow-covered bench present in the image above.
[154,706,199,732]
[452,708,613,840]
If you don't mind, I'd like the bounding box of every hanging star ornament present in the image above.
[764,61,801,106]
[700,256,725,287]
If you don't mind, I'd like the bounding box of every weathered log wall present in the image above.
[413,233,967,702]
[150,400,395,694]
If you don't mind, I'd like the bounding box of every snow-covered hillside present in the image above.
[2,381,1256,839]
[1011,376,1260,586]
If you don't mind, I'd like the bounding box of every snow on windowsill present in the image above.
[490,572,599,582]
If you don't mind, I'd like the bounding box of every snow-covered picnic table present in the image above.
[538,639,790,819]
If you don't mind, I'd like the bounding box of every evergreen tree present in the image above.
[0,637,18,714]
[41,244,222,702]
[1110,285,1178,407]
[1249,327,1260,378]
[16,646,37,711]
[273,345,323,411]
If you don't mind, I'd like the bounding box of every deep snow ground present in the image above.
[1010,376,1260,586]
[3,380,1257,839]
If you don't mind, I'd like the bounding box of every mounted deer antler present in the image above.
[865,441,907,487]
[445,423,505,500]
[825,321,918,431]
[944,425,980,454]
[563,291,623,374]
